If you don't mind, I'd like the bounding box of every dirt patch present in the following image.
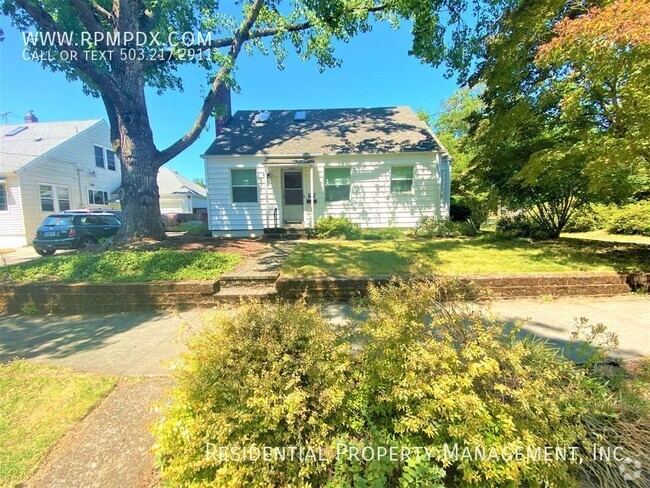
[121,234,266,256]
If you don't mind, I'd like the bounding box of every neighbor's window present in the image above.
[0,182,7,211]
[106,149,116,171]
[39,184,54,211]
[94,145,106,168]
[325,168,351,202]
[231,169,258,203]
[39,184,71,212]
[88,189,109,205]
[390,166,414,193]
[57,186,71,211]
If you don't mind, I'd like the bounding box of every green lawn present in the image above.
[0,360,116,485]
[1,250,241,283]
[281,235,650,277]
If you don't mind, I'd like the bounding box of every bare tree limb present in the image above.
[90,1,114,24]
[14,0,126,110]
[157,0,267,164]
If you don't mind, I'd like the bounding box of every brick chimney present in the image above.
[24,110,39,123]
[215,85,231,135]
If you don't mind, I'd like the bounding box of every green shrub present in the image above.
[313,216,362,239]
[154,281,649,487]
[495,213,552,240]
[564,204,611,232]
[174,220,209,235]
[414,217,476,238]
[153,300,355,487]
[607,201,650,236]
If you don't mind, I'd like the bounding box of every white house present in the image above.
[157,167,207,215]
[0,115,121,248]
[201,106,451,237]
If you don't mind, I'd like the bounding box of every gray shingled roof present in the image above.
[0,120,103,174]
[204,106,443,156]
[158,167,207,197]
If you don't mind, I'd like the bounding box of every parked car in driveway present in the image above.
[32,212,122,256]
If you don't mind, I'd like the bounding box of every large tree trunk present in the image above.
[108,0,166,242]
[117,132,166,241]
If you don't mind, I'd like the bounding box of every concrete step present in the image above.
[483,283,631,299]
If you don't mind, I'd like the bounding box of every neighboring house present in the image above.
[157,167,207,214]
[0,115,121,248]
[202,106,451,237]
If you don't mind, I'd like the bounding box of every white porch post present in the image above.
[309,164,315,228]
[265,168,269,228]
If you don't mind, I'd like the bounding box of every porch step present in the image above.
[263,227,309,241]
[215,285,277,302]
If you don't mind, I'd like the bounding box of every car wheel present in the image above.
[35,248,55,256]
[78,236,97,248]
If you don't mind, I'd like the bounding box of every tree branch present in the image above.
[147,4,387,66]
[157,0,267,164]
[69,0,109,47]
[14,0,126,110]
[90,1,114,24]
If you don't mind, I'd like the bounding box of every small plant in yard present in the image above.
[153,280,649,487]
[413,216,476,238]
[313,216,362,239]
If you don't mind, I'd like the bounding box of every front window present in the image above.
[390,166,414,193]
[0,182,7,211]
[106,149,116,171]
[231,169,258,203]
[95,145,105,168]
[325,168,351,202]
[88,189,109,205]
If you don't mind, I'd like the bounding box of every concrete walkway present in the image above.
[27,378,168,488]
[322,295,650,359]
[0,309,205,376]
[219,241,296,280]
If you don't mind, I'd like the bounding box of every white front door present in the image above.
[283,170,304,224]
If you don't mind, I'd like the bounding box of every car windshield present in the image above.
[42,216,73,227]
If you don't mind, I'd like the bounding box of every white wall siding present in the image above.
[312,155,441,228]
[204,152,445,232]
[205,159,266,235]
[16,121,121,243]
[0,175,27,248]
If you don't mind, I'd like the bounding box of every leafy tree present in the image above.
[426,86,495,230]
[468,0,649,237]
[3,0,506,242]
[192,177,206,189]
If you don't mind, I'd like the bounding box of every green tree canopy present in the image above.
[3,0,510,241]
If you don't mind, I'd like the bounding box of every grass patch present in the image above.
[0,360,116,486]
[282,235,650,277]
[0,250,241,284]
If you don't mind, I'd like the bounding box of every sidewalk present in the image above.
[27,378,169,488]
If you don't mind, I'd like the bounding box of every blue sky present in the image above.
[0,18,459,181]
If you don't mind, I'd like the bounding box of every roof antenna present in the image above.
[0,111,12,125]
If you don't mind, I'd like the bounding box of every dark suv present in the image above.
[33,212,122,256]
